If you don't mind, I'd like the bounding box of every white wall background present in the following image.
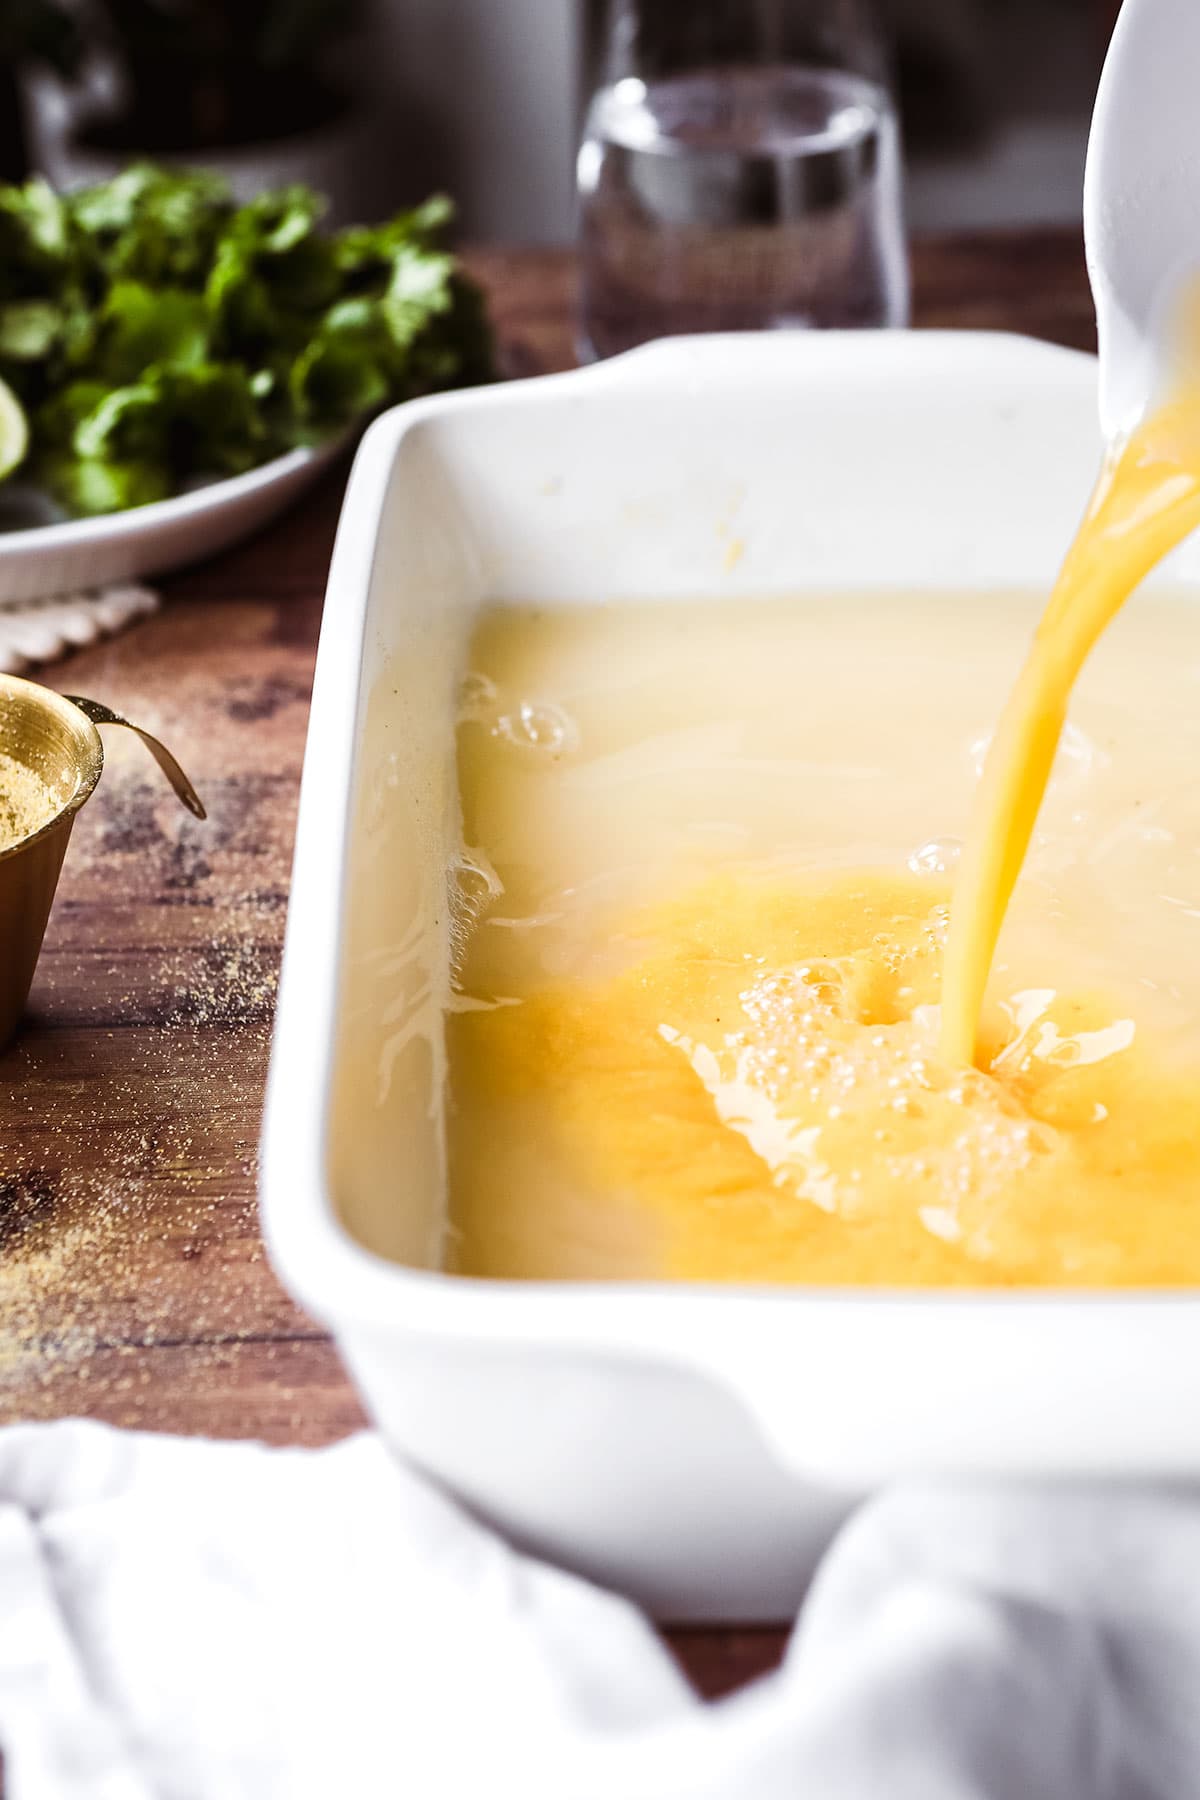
[359,0,1095,243]
[363,0,580,243]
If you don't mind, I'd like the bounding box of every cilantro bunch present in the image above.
[0,166,494,516]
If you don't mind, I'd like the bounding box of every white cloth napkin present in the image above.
[1,1420,1197,1800]
[0,586,158,675]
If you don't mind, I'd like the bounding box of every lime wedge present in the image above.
[0,376,29,482]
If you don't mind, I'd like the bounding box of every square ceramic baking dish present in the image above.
[262,332,1200,1622]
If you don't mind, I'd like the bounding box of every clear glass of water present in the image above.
[577,0,909,359]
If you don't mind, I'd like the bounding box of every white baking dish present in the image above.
[262,332,1200,1623]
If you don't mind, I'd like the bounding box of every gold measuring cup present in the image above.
[0,674,204,1050]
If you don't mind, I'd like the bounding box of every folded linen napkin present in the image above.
[0,587,158,675]
[0,1420,1196,1799]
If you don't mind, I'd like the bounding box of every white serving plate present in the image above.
[0,436,345,605]
[262,332,1200,1623]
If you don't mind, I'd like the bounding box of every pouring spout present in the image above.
[65,697,206,821]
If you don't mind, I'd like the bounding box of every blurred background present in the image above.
[1,0,1120,239]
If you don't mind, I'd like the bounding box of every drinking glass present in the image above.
[577,0,909,359]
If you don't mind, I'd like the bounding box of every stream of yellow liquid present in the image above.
[941,391,1200,1067]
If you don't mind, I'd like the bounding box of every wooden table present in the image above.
[0,231,1094,1701]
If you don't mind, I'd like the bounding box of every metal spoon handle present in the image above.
[65,697,207,821]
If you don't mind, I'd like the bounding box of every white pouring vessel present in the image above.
[1085,0,1200,442]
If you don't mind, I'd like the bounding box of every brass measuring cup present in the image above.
[0,674,204,1050]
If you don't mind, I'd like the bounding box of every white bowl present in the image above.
[262,333,1200,1622]
[0,436,345,605]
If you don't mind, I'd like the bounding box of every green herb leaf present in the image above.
[40,454,171,517]
[0,300,63,361]
[98,283,211,383]
[72,382,168,464]
[290,336,391,430]
[0,166,494,514]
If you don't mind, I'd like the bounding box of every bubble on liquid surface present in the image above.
[919,1204,962,1245]
[1056,721,1109,783]
[969,722,1107,788]
[968,732,991,779]
[457,670,499,725]
[449,845,505,972]
[454,845,504,900]
[907,837,964,877]
[494,700,579,757]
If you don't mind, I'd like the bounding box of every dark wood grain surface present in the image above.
[0,231,1095,1700]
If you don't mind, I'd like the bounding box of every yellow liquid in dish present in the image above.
[942,396,1200,1066]
[448,596,1200,1285]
